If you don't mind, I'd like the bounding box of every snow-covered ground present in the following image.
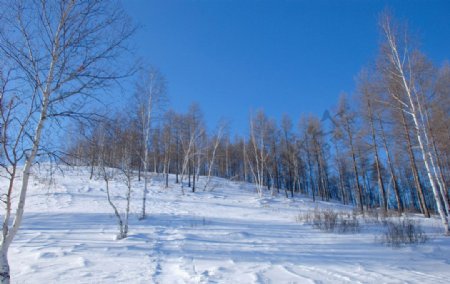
[3,166,450,283]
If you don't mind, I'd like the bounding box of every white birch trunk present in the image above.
[204,128,224,191]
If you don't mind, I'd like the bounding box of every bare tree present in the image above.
[0,0,134,281]
[134,67,166,219]
[281,114,296,198]
[176,107,204,193]
[358,71,388,213]
[329,118,349,204]
[161,111,176,188]
[377,111,403,213]
[248,111,273,197]
[96,123,122,236]
[188,104,205,192]
[114,124,137,239]
[95,116,136,240]
[335,95,364,212]
[204,121,227,191]
[299,116,315,201]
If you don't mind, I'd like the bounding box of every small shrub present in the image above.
[296,211,312,224]
[338,216,360,233]
[382,218,427,247]
[313,209,338,232]
[298,208,360,234]
[364,209,381,224]
[362,209,400,225]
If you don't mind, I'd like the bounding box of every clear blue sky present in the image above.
[121,0,450,135]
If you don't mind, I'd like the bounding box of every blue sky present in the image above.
[122,0,450,135]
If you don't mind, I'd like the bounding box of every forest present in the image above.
[67,14,450,232]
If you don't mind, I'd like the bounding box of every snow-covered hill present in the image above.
[4,166,450,283]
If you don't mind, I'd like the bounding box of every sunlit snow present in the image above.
[4,166,450,283]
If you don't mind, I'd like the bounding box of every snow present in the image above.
[3,166,450,283]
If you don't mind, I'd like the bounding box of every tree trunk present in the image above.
[104,176,125,239]
[176,138,179,184]
[89,160,95,180]
[399,111,429,217]
[315,151,325,201]
[123,180,132,239]
[141,141,150,219]
[138,162,141,182]
[333,140,347,204]
[344,119,364,213]
[0,246,10,284]
[304,137,315,202]
[192,163,196,192]
[1,88,51,283]
[165,158,170,188]
[243,141,248,182]
[192,149,196,192]
[377,114,403,213]
[188,160,191,188]
[367,99,387,212]
[361,165,370,211]
[426,116,450,215]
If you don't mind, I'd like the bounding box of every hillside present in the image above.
[4,166,450,283]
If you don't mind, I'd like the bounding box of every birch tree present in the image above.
[134,67,166,219]
[204,122,227,191]
[96,117,134,240]
[248,111,272,197]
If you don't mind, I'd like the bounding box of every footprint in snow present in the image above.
[37,252,58,259]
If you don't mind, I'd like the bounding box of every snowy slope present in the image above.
[4,166,450,283]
